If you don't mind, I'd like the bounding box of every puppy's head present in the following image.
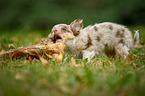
[49,19,83,43]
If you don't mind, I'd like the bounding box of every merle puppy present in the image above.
[47,19,139,61]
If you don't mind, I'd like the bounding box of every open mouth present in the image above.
[52,34,62,43]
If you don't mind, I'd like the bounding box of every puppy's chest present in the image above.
[64,40,80,55]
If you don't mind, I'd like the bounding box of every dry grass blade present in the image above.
[12,65,23,67]
[0,44,7,50]
[136,44,144,48]
[8,44,16,49]
[37,53,50,67]
[70,57,76,65]
[70,57,84,67]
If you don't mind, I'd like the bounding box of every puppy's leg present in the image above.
[115,44,129,58]
[82,50,95,62]
[82,46,95,62]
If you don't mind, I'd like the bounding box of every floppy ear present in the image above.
[70,19,83,36]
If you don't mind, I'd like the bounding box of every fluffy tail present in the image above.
[133,30,139,47]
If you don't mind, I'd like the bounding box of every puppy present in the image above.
[47,19,139,61]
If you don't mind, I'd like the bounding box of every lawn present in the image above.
[0,26,145,96]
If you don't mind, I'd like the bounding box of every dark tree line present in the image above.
[0,0,145,30]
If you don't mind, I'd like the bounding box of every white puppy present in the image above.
[47,19,139,61]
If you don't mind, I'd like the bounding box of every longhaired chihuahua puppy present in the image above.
[47,19,139,61]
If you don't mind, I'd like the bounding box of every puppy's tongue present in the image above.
[56,39,62,43]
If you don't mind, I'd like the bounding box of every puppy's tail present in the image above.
[133,30,139,47]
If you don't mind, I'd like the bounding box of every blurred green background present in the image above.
[0,0,145,31]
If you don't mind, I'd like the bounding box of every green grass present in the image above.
[0,27,145,96]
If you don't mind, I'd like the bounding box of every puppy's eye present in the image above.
[61,28,66,32]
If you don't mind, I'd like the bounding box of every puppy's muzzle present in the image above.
[51,33,62,43]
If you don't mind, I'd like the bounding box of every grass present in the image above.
[0,26,145,96]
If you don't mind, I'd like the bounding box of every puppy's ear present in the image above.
[70,19,83,36]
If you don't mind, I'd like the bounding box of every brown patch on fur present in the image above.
[96,36,101,42]
[120,33,124,38]
[121,29,125,32]
[115,30,124,38]
[109,25,113,30]
[116,30,120,37]
[96,33,103,42]
[118,39,125,44]
[85,35,92,49]
[77,46,83,51]
[94,26,98,31]
[73,31,80,36]
[104,44,116,57]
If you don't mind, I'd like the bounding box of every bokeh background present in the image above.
[0,0,145,31]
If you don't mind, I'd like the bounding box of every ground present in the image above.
[0,26,145,96]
